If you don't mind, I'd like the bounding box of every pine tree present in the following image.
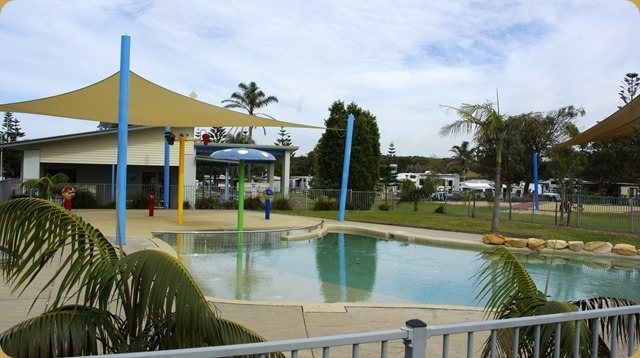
[387,142,396,158]
[1,112,25,178]
[618,72,639,109]
[274,127,292,146]
[208,127,227,143]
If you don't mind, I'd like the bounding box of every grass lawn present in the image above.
[278,209,640,246]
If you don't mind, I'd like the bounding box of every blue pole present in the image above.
[116,35,130,246]
[338,232,347,302]
[533,152,539,210]
[111,164,115,203]
[164,126,170,209]
[338,114,355,222]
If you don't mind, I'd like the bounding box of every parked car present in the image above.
[540,192,560,201]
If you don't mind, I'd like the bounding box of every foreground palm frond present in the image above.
[0,198,284,357]
[474,246,640,358]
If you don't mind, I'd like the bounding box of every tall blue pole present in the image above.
[533,152,539,210]
[338,114,355,222]
[164,126,170,209]
[116,35,131,245]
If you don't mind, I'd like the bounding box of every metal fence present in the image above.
[9,182,640,234]
[96,305,640,358]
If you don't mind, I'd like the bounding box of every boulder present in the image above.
[482,234,505,245]
[583,241,613,254]
[546,240,568,250]
[505,238,528,248]
[567,241,584,252]
[612,243,637,256]
[527,238,546,251]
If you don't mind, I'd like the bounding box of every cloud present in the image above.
[0,0,638,158]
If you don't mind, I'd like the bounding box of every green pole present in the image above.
[237,159,245,235]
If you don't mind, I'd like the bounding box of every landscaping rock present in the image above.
[583,241,613,254]
[505,238,528,248]
[482,234,505,245]
[567,241,584,252]
[527,238,546,251]
[612,243,637,256]
[547,240,568,250]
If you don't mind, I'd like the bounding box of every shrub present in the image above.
[220,201,237,209]
[71,189,99,209]
[271,198,292,211]
[313,196,340,211]
[196,197,221,209]
[183,201,191,210]
[378,203,390,211]
[435,205,445,214]
[244,196,265,210]
[127,192,149,209]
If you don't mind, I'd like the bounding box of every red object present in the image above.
[148,192,155,217]
[202,133,211,145]
[64,199,72,211]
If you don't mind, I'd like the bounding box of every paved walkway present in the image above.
[1,209,488,357]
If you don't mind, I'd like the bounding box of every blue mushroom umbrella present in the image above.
[209,148,276,233]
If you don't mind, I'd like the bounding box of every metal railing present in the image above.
[96,305,640,358]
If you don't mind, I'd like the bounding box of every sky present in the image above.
[0,0,639,158]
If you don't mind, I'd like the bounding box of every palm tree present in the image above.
[0,198,283,357]
[398,175,437,212]
[440,101,508,233]
[475,246,640,357]
[222,81,279,144]
[448,140,476,181]
[20,172,70,200]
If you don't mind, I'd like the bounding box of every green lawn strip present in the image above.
[279,210,638,246]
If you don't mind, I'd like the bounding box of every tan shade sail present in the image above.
[0,71,322,129]
[559,95,640,147]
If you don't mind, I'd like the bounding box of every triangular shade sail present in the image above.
[0,71,321,129]
[559,95,640,147]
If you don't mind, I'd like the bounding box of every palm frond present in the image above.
[0,198,119,309]
[474,246,544,319]
[101,249,281,353]
[573,297,640,355]
[0,305,124,357]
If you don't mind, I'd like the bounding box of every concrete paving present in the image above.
[1,209,488,357]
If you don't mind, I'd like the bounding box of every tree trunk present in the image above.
[491,142,502,233]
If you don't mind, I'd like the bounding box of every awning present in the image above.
[0,71,322,129]
[559,95,640,147]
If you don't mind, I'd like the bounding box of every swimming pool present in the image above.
[162,232,640,307]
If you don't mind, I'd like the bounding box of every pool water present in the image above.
[165,233,640,307]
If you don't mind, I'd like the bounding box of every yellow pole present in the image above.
[177,136,185,224]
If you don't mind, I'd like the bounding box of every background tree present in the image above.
[440,101,508,233]
[274,127,292,146]
[582,73,639,194]
[208,126,228,143]
[1,112,25,178]
[312,100,381,192]
[387,141,396,158]
[397,173,437,212]
[221,81,279,144]
[618,72,639,108]
[446,141,475,181]
[222,81,278,181]
[20,173,69,200]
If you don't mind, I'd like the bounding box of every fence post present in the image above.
[630,197,634,234]
[403,319,427,358]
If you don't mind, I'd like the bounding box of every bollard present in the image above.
[148,191,155,217]
[263,188,274,220]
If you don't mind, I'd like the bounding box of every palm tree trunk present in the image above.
[491,141,502,232]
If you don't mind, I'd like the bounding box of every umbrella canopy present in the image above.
[559,95,640,147]
[209,148,276,162]
[209,148,275,234]
[0,71,321,129]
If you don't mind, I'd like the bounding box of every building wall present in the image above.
[23,127,192,166]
